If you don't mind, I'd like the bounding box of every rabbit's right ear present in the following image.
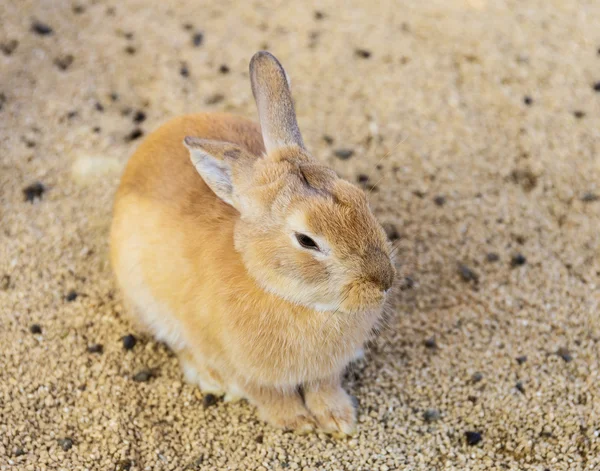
[249,51,305,155]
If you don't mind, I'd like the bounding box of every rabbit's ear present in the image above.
[249,51,305,154]
[184,137,251,208]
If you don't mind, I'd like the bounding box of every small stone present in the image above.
[355,49,371,59]
[116,459,133,470]
[73,5,85,14]
[573,110,586,119]
[93,126,101,133]
[205,94,224,105]
[471,372,483,383]
[486,252,499,263]
[203,393,218,409]
[357,174,370,184]
[110,92,119,101]
[0,39,18,56]
[516,355,527,365]
[125,46,136,55]
[511,253,527,267]
[14,448,26,457]
[334,148,354,160]
[192,32,204,47]
[465,431,482,446]
[95,102,104,112]
[424,337,437,349]
[133,369,154,382]
[65,290,78,302]
[255,434,264,444]
[581,192,599,202]
[458,264,479,283]
[1,274,10,290]
[423,409,441,423]
[183,23,194,31]
[23,182,45,202]
[54,54,74,71]
[556,347,572,363]
[133,110,146,123]
[523,96,533,106]
[382,223,400,241]
[433,195,446,206]
[516,380,526,394]
[87,343,103,354]
[30,324,42,334]
[58,437,73,451]
[593,81,600,92]
[122,334,137,350]
[125,128,144,142]
[314,11,325,20]
[219,64,230,74]
[31,21,53,36]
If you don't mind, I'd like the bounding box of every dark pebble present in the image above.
[14,448,26,457]
[133,369,154,382]
[355,49,371,59]
[202,393,218,409]
[54,54,74,71]
[334,148,354,160]
[122,334,137,350]
[219,64,230,74]
[73,5,85,14]
[468,395,478,403]
[314,11,325,20]
[116,459,133,470]
[573,110,585,119]
[556,347,572,363]
[67,110,78,119]
[124,32,134,40]
[423,409,441,422]
[1,274,10,290]
[523,95,533,106]
[458,264,479,283]
[486,252,499,263]
[192,32,204,47]
[516,380,526,394]
[1,39,18,56]
[93,127,101,133]
[66,290,78,302]
[433,195,446,206]
[125,128,144,142]
[110,92,119,102]
[58,438,73,451]
[322,135,334,145]
[180,63,190,77]
[31,21,53,36]
[255,434,264,444]
[593,81,600,92]
[465,431,482,446]
[30,324,42,334]
[516,355,527,365]
[382,222,400,241]
[471,372,483,383]
[125,46,136,55]
[424,336,437,349]
[205,93,224,105]
[87,343,103,354]
[133,110,146,123]
[581,192,599,202]
[183,23,194,31]
[23,182,45,202]
[95,102,104,112]
[357,174,369,184]
[511,253,527,267]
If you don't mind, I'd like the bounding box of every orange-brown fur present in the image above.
[110,52,394,435]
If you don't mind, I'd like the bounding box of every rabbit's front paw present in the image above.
[305,384,357,437]
[251,387,315,434]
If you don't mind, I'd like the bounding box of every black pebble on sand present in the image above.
[556,347,573,363]
[573,110,585,119]
[180,63,190,77]
[511,253,527,267]
[334,148,354,160]
[122,334,137,350]
[192,32,204,47]
[133,369,154,382]
[125,128,144,142]
[314,11,325,20]
[95,102,104,112]
[355,48,372,59]
[14,448,26,457]
[30,324,42,334]
[581,192,599,202]
[593,81,600,92]
[471,372,483,383]
[58,438,73,451]
[357,174,370,184]
[54,55,74,71]
[516,355,527,365]
[31,21,53,36]
[203,393,218,409]
[219,64,230,74]
[116,459,133,470]
[465,431,482,446]
[433,195,446,206]
[133,110,146,123]
[516,380,526,394]
[458,264,479,283]
[23,182,45,202]
[66,290,78,302]
[87,344,103,354]
[423,409,441,423]
[523,95,533,106]
[486,252,500,263]
[1,39,19,56]
[255,434,264,444]
[322,135,334,145]
[424,337,437,349]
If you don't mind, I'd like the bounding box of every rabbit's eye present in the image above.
[295,233,320,251]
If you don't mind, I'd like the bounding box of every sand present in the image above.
[1,0,600,469]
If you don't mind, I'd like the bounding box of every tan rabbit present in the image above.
[110,51,395,435]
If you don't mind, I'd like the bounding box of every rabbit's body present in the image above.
[111,52,395,435]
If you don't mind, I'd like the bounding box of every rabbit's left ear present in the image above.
[249,51,306,154]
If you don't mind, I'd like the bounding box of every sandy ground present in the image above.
[2,0,600,469]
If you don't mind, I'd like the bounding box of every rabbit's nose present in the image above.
[365,248,395,292]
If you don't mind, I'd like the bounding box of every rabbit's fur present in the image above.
[110,52,395,435]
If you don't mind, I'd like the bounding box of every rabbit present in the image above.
[110,51,395,436]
